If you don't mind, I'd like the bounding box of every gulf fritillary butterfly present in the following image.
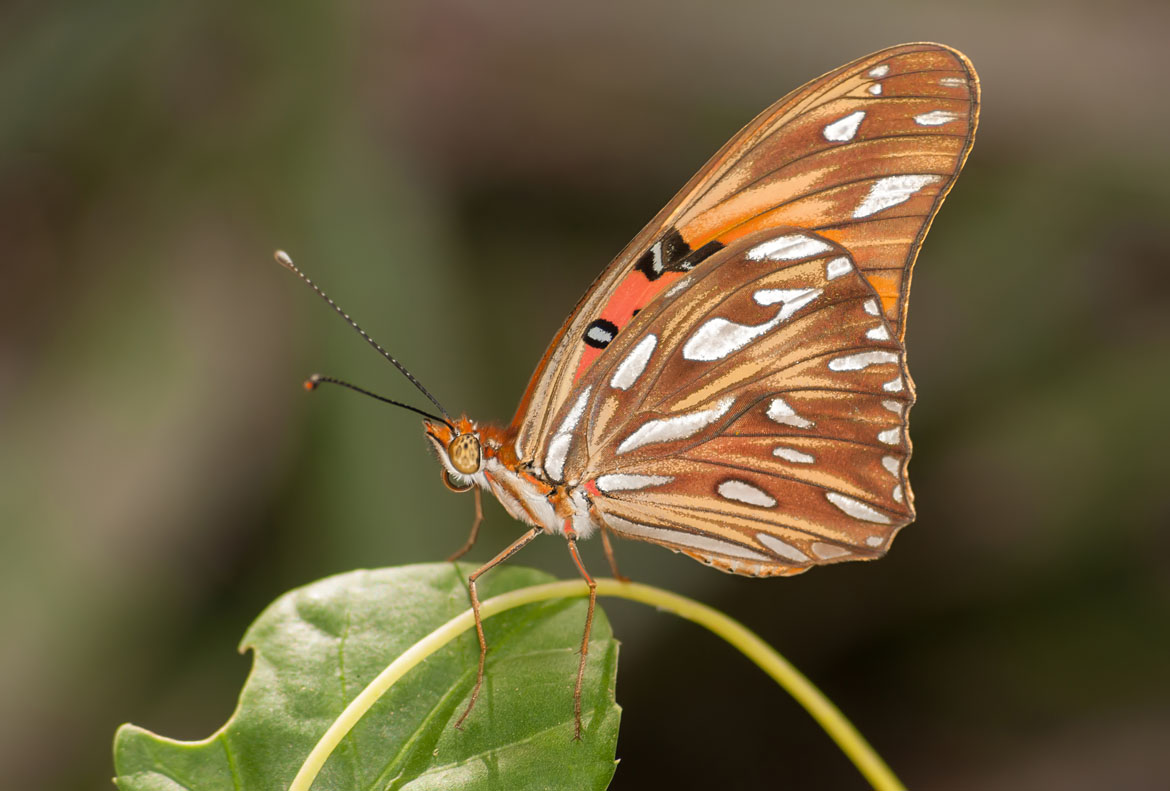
[279,42,979,739]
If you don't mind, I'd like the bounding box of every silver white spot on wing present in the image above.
[683,317,772,361]
[826,492,892,524]
[617,397,734,454]
[823,110,866,142]
[915,109,961,126]
[811,541,852,560]
[825,257,853,280]
[868,64,890,78]
[867,83,882,96]
[883,377,904,392]
[767,397,815,429]
[718,480,776,508]
[878,428,901,445]
[663,276,693,299]
[610,334,657,390]
[648,240,664,276]
[605,514,772,561]
[828,350,900,371]
[544,386,593,481]
[773,446,815,464]
[882,455,900,475]
[940,76,966,87]
[866,324,891,341]
[684,289,821,361]
[753,287,822,317]
[585,324,615,346]
[866,535,884,547]
[747,234,833,261]
[757,533,809,562]
[863,299,880,316]
[893,484,904,504]
[595,473,673,492]
[854,175,941,219]
[882,399,903,414]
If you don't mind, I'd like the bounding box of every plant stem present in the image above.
[288,578,905,791]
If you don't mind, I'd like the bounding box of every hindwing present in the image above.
[534,229,914,574]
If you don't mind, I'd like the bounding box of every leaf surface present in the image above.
[114,563,620,790]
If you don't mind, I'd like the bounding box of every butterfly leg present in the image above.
[454,525,542,731]
[447,486,484,562]
[598,526,630,583]
[563,525,597,741]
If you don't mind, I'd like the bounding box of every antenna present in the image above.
[274,250,454,424]
[304,374,452,426]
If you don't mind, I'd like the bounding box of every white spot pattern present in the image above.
[866,324,891,341]
[882,400,903,414]
[617,397,734,454]
[610,334,657,390]
[863,299,880,316]
[825,257,853,280]
[853,175,941,219]
[747,234,833,261]
[878,428,901,445]
[882,455,900,475]
[883,377,904,392]
[826,492,892,524]
[605,514,772,561]
[914,110,961,126]
[585,324,614,346]
[753,533,809,566]
[940,76,966,87]
[595,473,673,492]
[753,288,822,317]
[893,485,904,503]
[718,480,776,508]
[828,350,899,371]
[823,110,866,142]
[811,542,852,560]
[867,83,882,96]
[866,535,884,547]
[684,289,821,361]
[773,446,815,464]
[757,533,809,562]
[544,386,592,481]
[766,397,814,429]
[868,64,890,78]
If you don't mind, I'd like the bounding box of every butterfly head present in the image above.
[424,416,483,493]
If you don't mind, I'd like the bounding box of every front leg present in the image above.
[454,526,542,730]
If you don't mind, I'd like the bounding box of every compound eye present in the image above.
[442,469,474,493]
[447,434,481,475]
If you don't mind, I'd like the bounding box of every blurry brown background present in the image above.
[2,1,1168,789]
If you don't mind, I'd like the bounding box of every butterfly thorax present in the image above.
[424,417,597,539]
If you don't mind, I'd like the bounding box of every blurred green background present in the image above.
[2,1,1168,788]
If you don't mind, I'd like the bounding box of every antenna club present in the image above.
[274,250,295,270]
[304,374,321,391]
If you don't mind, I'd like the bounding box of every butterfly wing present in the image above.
[513,42,978,464]
[555,229,913,575]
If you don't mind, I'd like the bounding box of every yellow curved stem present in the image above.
[288,579,905,791]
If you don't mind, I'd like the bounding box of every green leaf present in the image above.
[114,563,620,791]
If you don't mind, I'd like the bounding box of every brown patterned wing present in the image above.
[512,43,977,466]
[543,229,915,576]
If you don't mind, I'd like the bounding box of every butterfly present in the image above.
[279,42,979,739]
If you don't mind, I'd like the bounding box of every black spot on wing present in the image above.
[634,227,724,280]
[583,318,619,349]
[678,240,723,271]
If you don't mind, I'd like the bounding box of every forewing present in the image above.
[546,229,915,576]
[513,42,977,462]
